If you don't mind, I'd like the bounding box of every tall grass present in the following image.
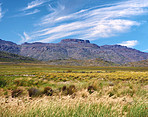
[0,98,147,117]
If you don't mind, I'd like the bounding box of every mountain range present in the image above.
[0,39,148,64]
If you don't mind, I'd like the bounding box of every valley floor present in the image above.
[0,63,147,117]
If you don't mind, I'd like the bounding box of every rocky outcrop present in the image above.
[60,39,90,43]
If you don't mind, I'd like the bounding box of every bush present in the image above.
[12,89,23,98]
[43,87,53,96]
[60,85,67,96]
[88,86,95,94]
[67,85,76,95]
[28,88,41,97]
[62,85,67,91]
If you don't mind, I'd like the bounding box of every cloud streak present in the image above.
[21,0,148,43]
[24,9,40,16]
[13,9,40,17]
[18,32,31,43]
[0,3,3,20]
[22,0,49,11]
[119,40,138,47]
[143,49,148,52]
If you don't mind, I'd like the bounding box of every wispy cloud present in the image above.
[13,9,40,17]
[21,0,148,43]
[119,40,138,47]
[143,49,148,52]
[18,32,31,43]
[22,0,49,11]
[24,9,40,16]
[0,3,3,20]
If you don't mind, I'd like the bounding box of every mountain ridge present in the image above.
[0,39,148,64]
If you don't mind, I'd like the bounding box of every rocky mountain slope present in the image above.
[0,39,148,64]
[0,51,38,63]
[0,39,20,54]
[47,58,118,66]
[126,59,148,67]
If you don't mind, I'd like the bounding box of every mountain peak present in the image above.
[60,39,90,44]
[0,39,17,45]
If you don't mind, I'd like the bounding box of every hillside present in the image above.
[0,51,38,63]
[0,39,148,64]
[126,59,148,67]
[0,39,20,54]
[47,58,118,66]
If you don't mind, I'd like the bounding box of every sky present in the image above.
[0,0,148,52]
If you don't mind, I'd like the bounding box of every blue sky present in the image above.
[0,0,148,52]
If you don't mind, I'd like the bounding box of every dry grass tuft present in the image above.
[28,88,41,97]
[11,89,23,98]
[67,85,76,95]
[43,87,53,96]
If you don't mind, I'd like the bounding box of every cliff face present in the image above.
[0,39,148,64]
[60,39,90,43]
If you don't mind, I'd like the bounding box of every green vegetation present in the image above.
[0,63,147,117]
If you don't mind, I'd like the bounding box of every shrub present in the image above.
[28,88,41,97]
[12,89,23,98]
[43,87,53,96]
[60,85,67,96]
[88,86,95,94]
[67,85,76,95]
[62,85,67,91]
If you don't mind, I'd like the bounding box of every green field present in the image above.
[0,63,148,117]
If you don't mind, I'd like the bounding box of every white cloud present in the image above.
[119,40,138,47]
[20,0,148,43]
[0,3,3,20]
[143,49,148,52]
[18,33,25,43]
[12,9,40,17]
[23,32,31,42]
[18,32,31,43]
[22,0,49,11]
[23,9,40,16]
[31,19,139,43]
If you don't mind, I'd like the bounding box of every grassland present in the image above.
[0,63,148,117]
